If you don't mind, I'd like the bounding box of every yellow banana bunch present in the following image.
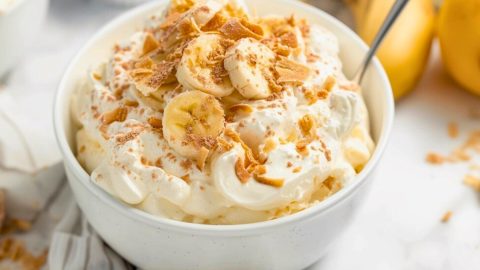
[437,0,480,95]
[346,0,436,99]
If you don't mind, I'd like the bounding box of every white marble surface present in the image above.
[2,0,480,269]
[311,42,480,270]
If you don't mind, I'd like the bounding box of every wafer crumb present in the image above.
[426,127,480,165]
[441,211,452,223]
[464,175,480,192]
[0,238,48,270]
[12,219,31,231]
[1,219,32,235]
[253,174,284,188]
[448,122,459,139]
[235,158,250,183]
[427,125,480,199]
[425,152,446,164]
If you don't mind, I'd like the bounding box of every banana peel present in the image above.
[346,0,436,99]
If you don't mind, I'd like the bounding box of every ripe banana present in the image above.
[224,38,277,99]
[176,34,235,97]
[346,0,436,99]
[162,90,225,160]
[438,0,480,95]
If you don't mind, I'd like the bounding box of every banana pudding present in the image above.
[73,0,374,224]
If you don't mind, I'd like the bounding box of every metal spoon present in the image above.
[354,0,410,84]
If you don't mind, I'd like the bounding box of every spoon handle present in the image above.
[355,0,410,84]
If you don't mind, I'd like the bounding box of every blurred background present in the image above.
[0,0,479,269]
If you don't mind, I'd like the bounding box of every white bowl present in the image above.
[0,0,49,78]
[54,1,394,269]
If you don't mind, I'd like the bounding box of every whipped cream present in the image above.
[74,0,374,224]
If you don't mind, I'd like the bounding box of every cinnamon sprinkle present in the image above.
[115,128,143,145]
[320,139,332,162]
[180,159,193,170]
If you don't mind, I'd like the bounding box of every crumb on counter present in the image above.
[441,211,452,223]
[425,152,446,165]
[0,238,48,270]
[447,122,459,139]
[463,175,480,192]
[426,126,480,166]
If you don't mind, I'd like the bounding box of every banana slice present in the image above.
[163,90,225,160]
[224,38,278,99]
[176,34,235,97]
[132,83,178,111]
[129,57,177,96]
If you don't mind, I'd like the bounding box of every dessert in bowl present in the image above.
[74,0,374,224]
[54,0,394,269]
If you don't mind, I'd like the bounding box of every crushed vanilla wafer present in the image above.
[426,125,480,166]
[1,219,32,235]
[441,211,453,223]
[427,123,480,194]
[448,122,459,139]
[0,238,48,270]
[464,175,480,192]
